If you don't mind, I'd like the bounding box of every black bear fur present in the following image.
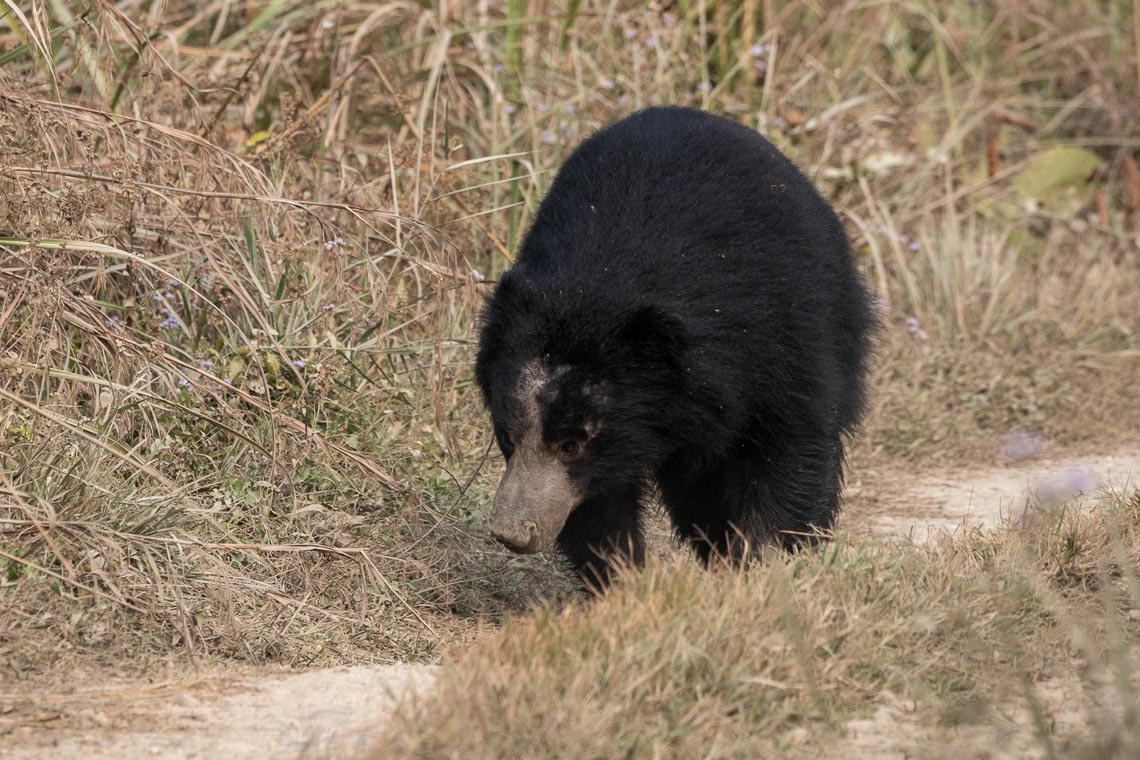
[475,106,875,588]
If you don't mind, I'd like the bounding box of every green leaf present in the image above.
[1012,147,1103,209]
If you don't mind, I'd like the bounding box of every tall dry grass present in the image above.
[1,0,1138,672]
[376,489,1140,758]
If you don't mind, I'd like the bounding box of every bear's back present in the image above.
[515,108,846,299]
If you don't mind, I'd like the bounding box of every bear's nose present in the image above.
[490,520,540,554]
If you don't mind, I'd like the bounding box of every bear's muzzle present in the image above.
[488,448,579,554]
[489,518,541,554]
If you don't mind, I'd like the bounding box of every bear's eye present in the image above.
[559,440,581,457]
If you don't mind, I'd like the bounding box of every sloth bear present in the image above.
[475,106,874,589]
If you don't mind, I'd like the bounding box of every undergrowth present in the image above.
[376,489,1140,759]
[1,0,1138,674]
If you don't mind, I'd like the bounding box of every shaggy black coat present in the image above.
[476,106,875,586]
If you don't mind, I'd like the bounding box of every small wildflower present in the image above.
[750,43,772,58]
[106,315,122,329]
[623,27,637,40]
[645,36,656,49]
[492,63,505,74]
[698,81,712,93]
[178,379,190,390]
[169,278,181,287]
[159,314,180,330]
[540,131,556,145]
[470,267,486,282]
[164,292,175,300]
[293,359,307,369]
[503,103,516,115]
[1002,428,1043,461]
[200,359,215,368]
[222,377,232,385]
[908,241,921,252]
[1034,467,1099,505]
[775,117,788,130]
[904,315,928,341]
[599,77,614,90]
[535,102,549,114]
[152,293,165,302]
[324,303,335,311]
[323,236,347,251]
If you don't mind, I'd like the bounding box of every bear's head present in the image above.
[476,274,693,554]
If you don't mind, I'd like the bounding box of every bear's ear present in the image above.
[491,270,521,302]
[490,270,539,312]
[617,305,687,364]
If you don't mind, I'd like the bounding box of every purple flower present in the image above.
[503,103,516,115]
[178,379,190,390]
[199,359,214,368]
[1002,428,1044,461]
[1034,467,1099,505]
[106,315,122,329]
[293,359,307,369]
[159,314,180,330]
[623,27,637,40]
[169,279,181,287]
[470,267,486,282]
[323,236,347,251]
[540,131,556,145]
[904,316,928,341]
[750,43,772,58]
[908,241,921,252]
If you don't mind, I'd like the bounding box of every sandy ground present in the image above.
[850,450,1140,540]
[3,449,1138,759]
[2,663,436,759]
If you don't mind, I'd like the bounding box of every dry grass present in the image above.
[376,489,1140,758]
[1,0,1138,682]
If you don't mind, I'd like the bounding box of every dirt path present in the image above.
[2,664,436,759]
[849,450,1140,539]
[3,449,1138,759]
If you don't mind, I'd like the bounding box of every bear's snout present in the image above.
[490,519,540,554]
[488,450,579,554]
